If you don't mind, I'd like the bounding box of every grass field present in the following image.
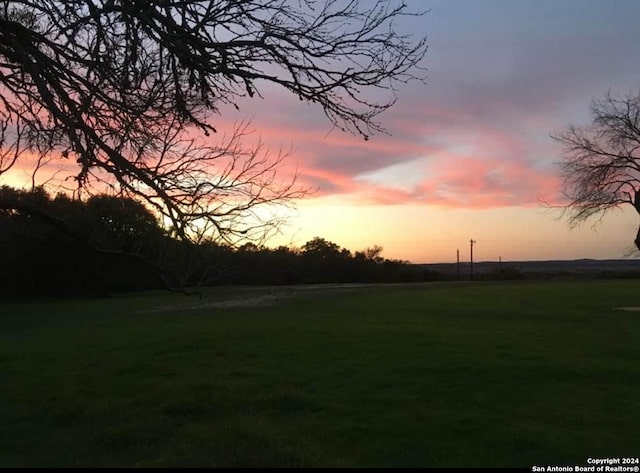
[1,280,639,467]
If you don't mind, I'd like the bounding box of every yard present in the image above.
[1,280,638,467]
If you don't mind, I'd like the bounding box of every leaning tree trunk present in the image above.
[634,191,640,251]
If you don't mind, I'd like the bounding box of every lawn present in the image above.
[1,280,639,467]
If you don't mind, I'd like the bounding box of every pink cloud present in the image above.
[411,155,563,208]
[241,100,567,209]
[1,66,570,212]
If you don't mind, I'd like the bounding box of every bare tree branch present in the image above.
[0,0,428,243]
[552,89,640,249]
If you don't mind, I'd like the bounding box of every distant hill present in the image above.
[416,259,640,276]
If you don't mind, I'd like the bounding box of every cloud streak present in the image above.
[3,0,639,216]
[214,0,640,211]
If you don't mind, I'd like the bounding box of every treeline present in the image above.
[0,186,423,296]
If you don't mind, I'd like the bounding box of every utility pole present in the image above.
[470,239,476,281]
[456,249,460,280]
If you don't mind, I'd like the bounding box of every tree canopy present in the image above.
[0,187,424,294]
[0,0,428,243]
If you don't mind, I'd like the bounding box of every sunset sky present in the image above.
[269,0,640,263]
[4,0,640,263]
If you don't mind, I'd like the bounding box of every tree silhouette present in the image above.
[0,187,425,294]
[0,186,170,294]
[0,0,427,242]
[301,237,344,258]
[84,195,164,254]
[553,90,640,250]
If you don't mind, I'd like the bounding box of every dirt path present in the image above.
[141,281,433,314]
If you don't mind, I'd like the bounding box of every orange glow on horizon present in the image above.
[271,198,639,263]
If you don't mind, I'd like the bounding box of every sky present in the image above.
[4,0,640,263]
[257,0,640,263]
